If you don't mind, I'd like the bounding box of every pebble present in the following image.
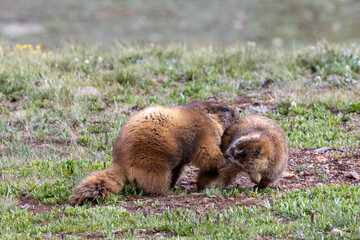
[315,155,328,163]
[207,203,215,209]
[313,147,331,153]
[202,198,209,204]
[330,228,344,236]
[344,171,360,180]
[338,164,348,171]
[155,233,165,238]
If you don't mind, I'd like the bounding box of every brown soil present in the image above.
[16,147,360,216]
[15,147,360,239]
[116,146,360,214]
[17,196,60,215]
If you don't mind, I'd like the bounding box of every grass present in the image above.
[269,106,358,148]
[0,41,360,238]
[0,185,359,239]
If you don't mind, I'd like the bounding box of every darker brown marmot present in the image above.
[217,115,288,188]
[69,100,240,204]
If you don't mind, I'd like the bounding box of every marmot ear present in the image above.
[254,148,261,157]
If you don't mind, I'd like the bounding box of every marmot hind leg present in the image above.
[217,166,242,188]
[127,166,172,195]
[196,169,219,190]
[195,147,229,189]
[170,164,185,188]
[69,169,125,205]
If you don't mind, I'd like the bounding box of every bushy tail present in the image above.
[69,168,125,205]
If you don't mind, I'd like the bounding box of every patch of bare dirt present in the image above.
[16,148,360,217]
[15,147,360,239]
[232,91,276,111]
[173,147,360,193]
[16,195,63,215]
[119,188,261,215]
[113,146,360,214]
[209,91,276,112]
[23,135,72,146]
[278,147,360,190]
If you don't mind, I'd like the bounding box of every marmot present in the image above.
[217,115,288,188]
[69,100,240,204]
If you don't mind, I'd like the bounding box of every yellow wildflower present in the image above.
[36,45,41,51]
[11,51,15,56]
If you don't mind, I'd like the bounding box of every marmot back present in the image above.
[69,100,240,204]
[218,115,288,188]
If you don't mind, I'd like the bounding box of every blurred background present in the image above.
[1,0,360,48]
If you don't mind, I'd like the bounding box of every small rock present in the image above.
[155,233,164,238]
[247,93,258,98]
[338,164,348,171]
[344,171,360,180]
[283,171,298,179]
[207,203,215,209]
[330,228,344,236]
[313,147,331,153]
[202,198,209,204]
[315,155,328,164]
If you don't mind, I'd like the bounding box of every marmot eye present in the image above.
[235,150,246,158]
[254,148,261,157]
[220,107,229,112]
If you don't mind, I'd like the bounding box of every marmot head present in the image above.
[186,99,240,128]
[223,132,271,171]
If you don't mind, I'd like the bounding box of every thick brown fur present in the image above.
[69,100,240,204]
[216,115,288,189]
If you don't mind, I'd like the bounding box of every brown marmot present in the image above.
[69,100,240,204]
[217,115,288,188]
